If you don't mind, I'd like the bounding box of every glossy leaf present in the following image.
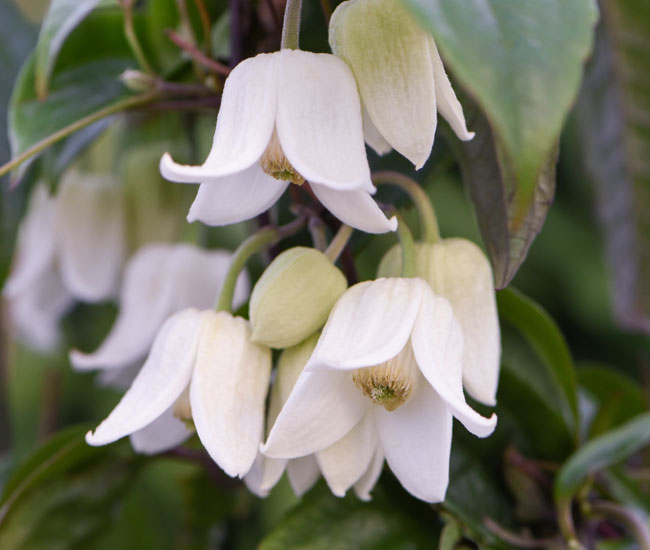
[449,106,557,288]
[555,412,650,499]
[259,482,440,550]
[497,287,578,438]
[574,1,650,334]
[404,0,598,207]
[34,0,118,99]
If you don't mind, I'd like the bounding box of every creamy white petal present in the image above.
[287,456,320,497]
[86,309,205,446]
[263,370,367,458]
[190,312,271,477]
[354,447,384,501]
[244,452,274,498]
[160,54,278,182]
[259,456,289,494]
[55,172,125,302]
[7,269,74,352]
[129,405,192,455]
[362,106,392,156]
[3,184,58,298]
[307,278,424,371]
[417,240,499,405]
[276,49,374,193]
[375,381,452,502]
[329,0,437,169]
[187,164,288,226]
[411,289,496,438]
[310,184,397,234]
[429,38,474,141]
[70,244,179,370]
[316,411,377,497]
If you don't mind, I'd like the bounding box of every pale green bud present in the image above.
[120,69,156,93]
[250,247,347,348]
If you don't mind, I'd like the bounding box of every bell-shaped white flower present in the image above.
[262,278,496,502]
[160,49,396,234]
[329,0,474,168]
[70,242,249,373]
[378,238,500,405]
[245,334,384,500]
[86,308,272,478]
[3,173,125,351]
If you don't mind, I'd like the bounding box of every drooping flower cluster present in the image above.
[4,0,501,506]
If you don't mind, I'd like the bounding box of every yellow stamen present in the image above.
[260,129,305,185]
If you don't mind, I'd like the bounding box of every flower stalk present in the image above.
[324,224,354,262]
[281,0,303,50]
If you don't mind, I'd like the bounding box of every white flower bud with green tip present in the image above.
[378,239,500,406]
[329,0,474,169]
[250,247,348,348]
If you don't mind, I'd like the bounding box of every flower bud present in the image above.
[120,69,156,93]
[250,247,347,348]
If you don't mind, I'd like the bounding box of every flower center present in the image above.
[260,129,305,185]
[172,385,192,422]
[352,344,419,411]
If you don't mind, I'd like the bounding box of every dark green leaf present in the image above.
[404,0,597,207]
[573,1,650,334]
[555,412,650,499]
[497,287,578,438]
[260,482,440,550]
[34,0,118,98]
[448,105,557,288]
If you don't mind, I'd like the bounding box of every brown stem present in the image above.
[166,29,231,77]
[192,0,212,55]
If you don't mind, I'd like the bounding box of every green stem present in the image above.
[216,217,305,312]
[373,171,440,243]
[391,211,416,278]
[281,0,302,49]
[324,224,353,262]
[122,0,154,74]
[587,501,650,550]
[1,93,156,182]
[557,497,584,550]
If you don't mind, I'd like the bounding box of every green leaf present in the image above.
[555,412,650,499]
[573,1,650,334]
[497,287,578,438]
[448,104,557,287]
[34,0,118,99]
[259,482,440,550]
[404,0,598,208]
[0,425,141,549]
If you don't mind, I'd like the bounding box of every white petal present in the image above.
[276,50,374,193]
[55,171,125,302]
[160,54,278,182]
[417,240,499,405]
[362,106,392,156]
[429,38,474,141]
[375,382,452,502]
[263,370,367,458]
[287,456,320,497]
[411,289,496,438]
[315,411,377,497]
[259,456,289,494]
[187,164,288,226]
[3,184,58,298]
[97,362,140,390]
[190,312,271,477]
[310,184,397,234]
[7,269,73,352]
[307,278,424,371]
[244,452,274,498]
[86,309,205,446]
[329,0,436,169]
[354,447,384,501]
[129,405,192,455]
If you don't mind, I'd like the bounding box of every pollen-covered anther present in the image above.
[260,129,305,185]
[352,344,419,411]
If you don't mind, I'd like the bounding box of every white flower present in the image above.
[86,308,271,478]
[262,278,496,502]
[70,242,249,373]
[244,334,384,501]
[378,239,501,405]
[160,49,397,234]
[329,0,474,168]
[3,172,125,351]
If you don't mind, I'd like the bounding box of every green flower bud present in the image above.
[250,247,348,348]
